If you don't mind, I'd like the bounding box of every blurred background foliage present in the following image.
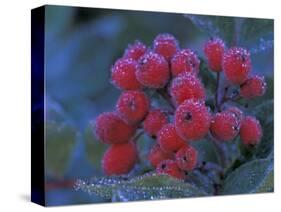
[44,5,273,205]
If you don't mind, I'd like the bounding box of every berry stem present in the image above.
[217,84,242,109]
[221,86,229,105]
[133,130,144,142]
[220,90,241,106]
[211,65,232,174]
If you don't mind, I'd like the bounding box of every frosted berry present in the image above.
[240,75,266,99]
[226,106,244,122]
[136,52,170,88]
[95,112,135,144]
[111,58,142,90]
[175,100,211,141]
[156,159,185,179]
[222,47,252,85]
[171,49,200,76]
[143,109,169,137]
[148,144,174,168]
[204,37,225,72]
[170,73,205,106]
[153,33,179,60]
[158,123,186,153]
[240,116,262,146]
[175,145,198,171]
[102,142,138,176]
[210,111,240,141]
[123,40,147,61]
[116,90,150,124]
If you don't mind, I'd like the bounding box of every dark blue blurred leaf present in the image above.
[46,15,125,127]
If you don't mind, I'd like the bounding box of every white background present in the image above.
[0,0,280,211]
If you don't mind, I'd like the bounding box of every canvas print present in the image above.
[31,5,274,206]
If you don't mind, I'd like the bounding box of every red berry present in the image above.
[158,123,186,153]
[204,37,225,72]
[95,112,135,144]
[137,52,170,88]
[148,144,174,168]
[210,111,240,141]
[226,106,244,122]
[171,49,200,76]
[153,33,179,60]
[123,40,147,61]
[175,100,211,141]
[170,73,205,106]
[240,75,266,99]
[102,142,138,176]
[222,47,252,85]
[116,90,150,124]
[156,159,185,179]
[143,109,169,137]
[240,116,262,146]
[111,58,142,90]
[175,145,198,171]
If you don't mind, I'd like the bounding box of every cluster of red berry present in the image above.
[94,34,266,179]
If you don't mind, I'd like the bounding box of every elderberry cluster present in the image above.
[94,34,266,179]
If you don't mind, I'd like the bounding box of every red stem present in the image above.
[45,179,76,191]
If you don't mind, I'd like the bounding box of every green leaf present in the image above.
[239,19,273,52]
[253,99,273,123]
[185,14,235,45]
[75,173,208,201]
[129,173,185,186]
[135,132,154,162]
[186,15,273,53]
[75,176,123,200]
[186,170,216,194]
[240,19,273,41]
[112,184,202,202]
[255,122,273,159]
[221,158,273,195]
[84,124,107,170]
[192,139,218,164]
[252,99,274,158]
[199,58,217,97]
[46,122,77,177]
[45,5,75,38]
